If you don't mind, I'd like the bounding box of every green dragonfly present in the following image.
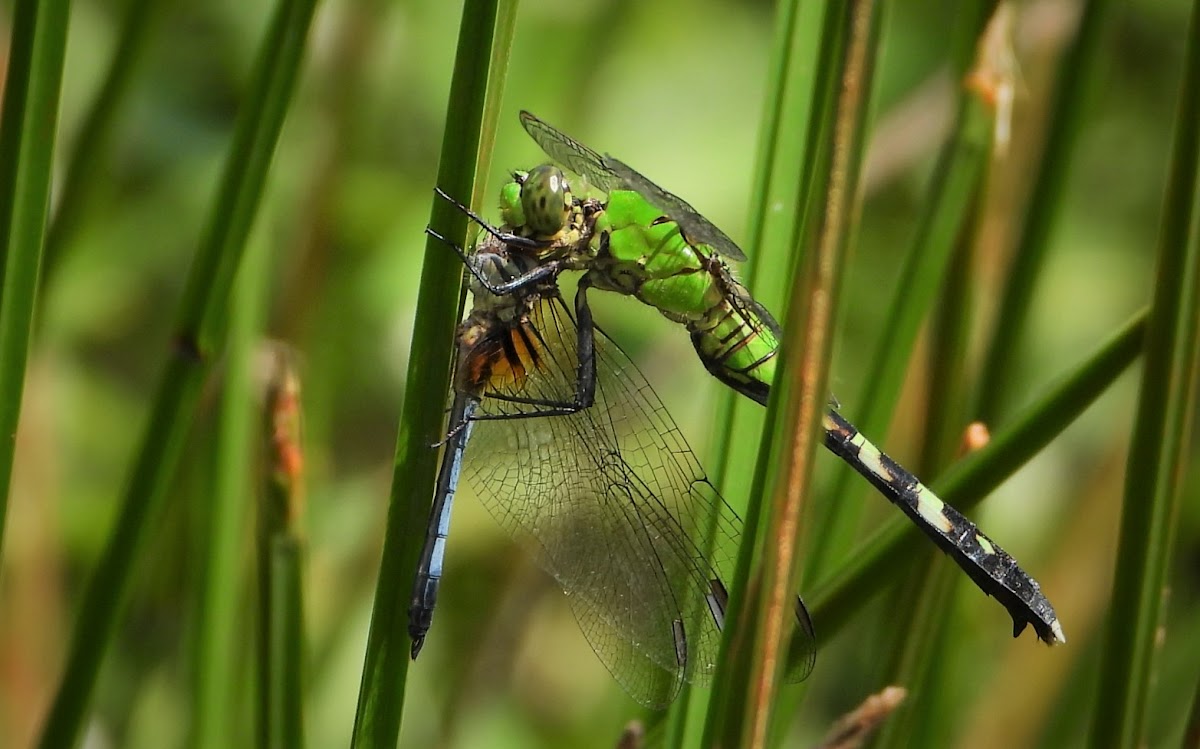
[420,110,1065,650]
[410,200,816,708]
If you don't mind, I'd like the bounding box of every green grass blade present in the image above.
[874,196,981,749]
[709,0,834,518]
[741,0,810,266]
[190,230,271,748]
[809,309,1146,640]
[264,535,306,749]
[472,3,519,210]
[257,352,307,749]
[870,559,955,746]
[41,0,162,284]
[35,2,318,744]
[718,0,848,699]
[976,0,1116,422]
[0,0,70,551]
[765,5,1001,742]
[705,3,882,745]
[349,2,517,745]
[668,3,828,745]
[1089,5,1200,744]
[805,15,997,583]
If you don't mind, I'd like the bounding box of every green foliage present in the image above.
[0,0,70,552]
[0,1,1197,748]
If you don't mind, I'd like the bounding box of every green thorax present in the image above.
[501,164,781,403]
[590,190,721,319]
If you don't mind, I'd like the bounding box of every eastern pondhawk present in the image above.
[409,112,1064,707]
[506,112,1063,646]
[408,214,816,708]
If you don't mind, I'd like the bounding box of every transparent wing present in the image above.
[603,156,748,262]
[460,295,813,707]
[519,111,748,262]
[519,110,624,194]
[719,271,783,342]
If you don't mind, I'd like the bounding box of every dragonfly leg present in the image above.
[431,417,470,448]
[425,226,566,297]
[470,280,599,420]
[572,278,598,406]
[432,187,545,251]
[487,261,566,296]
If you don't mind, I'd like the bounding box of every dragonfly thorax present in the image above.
[467,248,549,323]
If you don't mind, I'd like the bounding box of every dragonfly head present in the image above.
[510,164,572,239]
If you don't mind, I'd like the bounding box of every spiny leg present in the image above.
[432,186,545,251]
[471,281,598,420]
[425,226,565,297]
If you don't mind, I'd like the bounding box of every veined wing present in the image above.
[603,156,748,262]
[520,110,623,194]
[726,278,783,341]
[461,295,814,707]
[519,111,748,262]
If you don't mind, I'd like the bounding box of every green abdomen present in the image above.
[688,287,780,406]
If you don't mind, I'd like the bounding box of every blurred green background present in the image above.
[1,0,1198,747]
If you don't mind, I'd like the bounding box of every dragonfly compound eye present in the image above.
[521,164,571,237]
